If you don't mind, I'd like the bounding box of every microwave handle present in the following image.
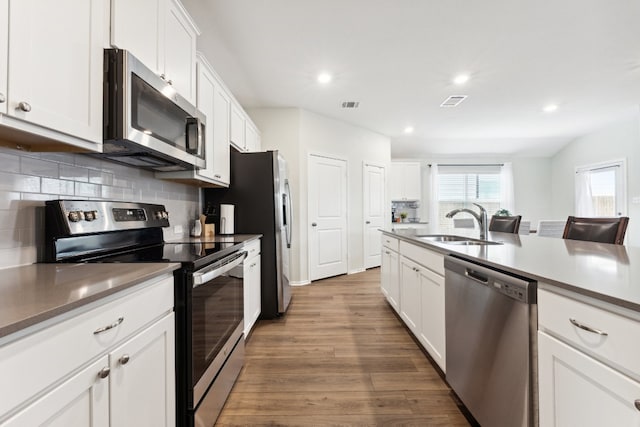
[185,117,202,156]
[192,251,247,287]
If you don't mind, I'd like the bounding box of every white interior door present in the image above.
[309,154,348,281]
[364,163,385,269]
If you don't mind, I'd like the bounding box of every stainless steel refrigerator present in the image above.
[203,150,292,318]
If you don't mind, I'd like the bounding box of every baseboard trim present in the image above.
[291,280,311,286]
[348,268,366,275]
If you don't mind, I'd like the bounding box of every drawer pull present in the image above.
[635,400,640,411]
[119,354,130,365]
[97,367,110,379]
[93,317,124,335]
[569,318,608,336]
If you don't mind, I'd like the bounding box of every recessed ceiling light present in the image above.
[404,126,414,134]
[317,72,332,84]
[543,104,558,113]
[453,74,470,85]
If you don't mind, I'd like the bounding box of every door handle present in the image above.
[311,222,317,227]
[569,318,608,336]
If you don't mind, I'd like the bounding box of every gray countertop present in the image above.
[166,234,261,244]
[384,228,640,312]
[0,263,180,339]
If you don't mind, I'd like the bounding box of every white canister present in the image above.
[220,204,235,234]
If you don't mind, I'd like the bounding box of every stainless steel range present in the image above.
[44,199,246,427]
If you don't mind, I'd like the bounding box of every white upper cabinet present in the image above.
[0,0,105,151]
[245,120,261,152]
[230,103,245,151]
[111,0,198,105]
[390,162,421,200]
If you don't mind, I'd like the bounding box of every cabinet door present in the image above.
[400,257,421,334]
[244,255,262,336]
[230,104,246,150]
[8,0,104,143]
[195,58,216,181]
[381,248,400,313]
[419,267,446,371]
[110,0,162,74]
[245,121,258,152]
[212,82,231,184]
[0,0,7,115]
[109,314,175,427]
[538,332,640,427]
[163,0,197,104]
[2,356,109,427]
[403,163,422,200]
[389,163,404,200]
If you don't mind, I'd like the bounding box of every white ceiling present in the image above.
[183,0,640,158]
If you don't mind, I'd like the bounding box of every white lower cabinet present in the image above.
[381,242,400,313]
[0,275,175,426]
[394,238,446,371]
[2,356,110,427]
[538,331,640,426]
[538,287,640,426]
[243,239,261,336]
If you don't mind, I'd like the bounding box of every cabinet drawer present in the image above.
[381,235,399,252]
[0,275,173,417]
[538,288,640,378]
[399,241,444,276]
[244,239,261,259]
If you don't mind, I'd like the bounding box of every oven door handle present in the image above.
[192,251,247,287]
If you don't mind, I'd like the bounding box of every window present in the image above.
[575,160,626,217]
[436,165,504,233]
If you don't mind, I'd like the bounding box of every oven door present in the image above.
[190,251,246,407]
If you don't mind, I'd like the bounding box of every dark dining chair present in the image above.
[562,216,629,245]
[489,215,522,234]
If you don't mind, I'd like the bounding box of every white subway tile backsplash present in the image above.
[0,172,40,193]
[75,182,102,198]
[60,164,89,182]
[0,149,199,268]
[0,191,21,210]
[20,157,59,178]
[0,152,21,173]
[41,178,75,196]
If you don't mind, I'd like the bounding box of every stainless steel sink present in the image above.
[416,234,471,242]
[416,234,503,246]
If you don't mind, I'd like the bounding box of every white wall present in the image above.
[247,108,391,284]
[550,112,640,245]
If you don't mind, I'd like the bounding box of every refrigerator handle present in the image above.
[284,180,292,248]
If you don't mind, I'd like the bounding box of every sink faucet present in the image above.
[445,203,488,240]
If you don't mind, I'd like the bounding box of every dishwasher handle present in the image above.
[465,268,489,285]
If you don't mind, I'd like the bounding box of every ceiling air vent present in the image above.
[440,95,468,108]
[341,101,360,109]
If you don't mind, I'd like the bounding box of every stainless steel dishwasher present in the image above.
[444,255,537,427]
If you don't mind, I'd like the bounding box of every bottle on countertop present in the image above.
[190,218,202,237]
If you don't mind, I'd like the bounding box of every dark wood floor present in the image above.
[215,268,471,426]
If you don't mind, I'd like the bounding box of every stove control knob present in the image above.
[84,210,98,221]
[154,211,164,220]
[68,211,82,222]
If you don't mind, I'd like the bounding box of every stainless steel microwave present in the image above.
[101,49,205,172]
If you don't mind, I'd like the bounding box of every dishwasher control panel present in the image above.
[493,280,528,303]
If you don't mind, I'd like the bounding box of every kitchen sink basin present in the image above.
[416,234,503,246]
[416,234,471,242]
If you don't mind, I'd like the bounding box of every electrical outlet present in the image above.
[174,225,183,235]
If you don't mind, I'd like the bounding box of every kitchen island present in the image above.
[382,228,640,426]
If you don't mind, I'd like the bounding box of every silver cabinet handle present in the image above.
[18,101,31,112]
[385,250,390,254]
[366,221,371,224]
[311,222,317,227]
[569,318,608,336]
[119,354,130,365]
[160,73,166,81]
[214,174,221,178]
[93,317,124,335]
[0,93,5,103]
[635,400,640,411]
[167,79,173,85]
[98,367,110,379]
